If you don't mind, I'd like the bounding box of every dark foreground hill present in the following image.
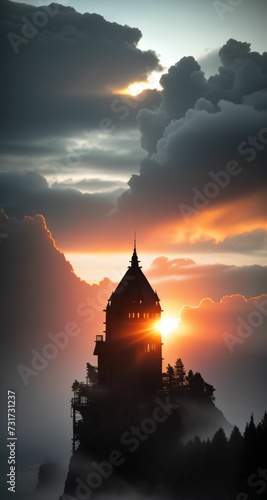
[60,387,242,500]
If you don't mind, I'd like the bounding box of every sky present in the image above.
[0,0,266,497]
[0,0,266,277]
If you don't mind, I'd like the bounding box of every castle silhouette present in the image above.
[71,243,164,452]
[94,243,163,391]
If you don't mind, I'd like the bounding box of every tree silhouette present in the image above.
[86,363,98,385]
[243,414,258,473]
[189,372,205,395]
[186,369,194,385]
[71,380,80,393]
[257,412,267,466]
[204,381,216,404]
[166,363,175,390]
[174,358,186,385]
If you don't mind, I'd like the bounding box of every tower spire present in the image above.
[131,231,139,268]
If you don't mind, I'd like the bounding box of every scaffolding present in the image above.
[71,383,92,454]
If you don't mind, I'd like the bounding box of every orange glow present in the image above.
[121,81,150,96]
[116,73,162,96]
[149,190,267,251]
[158,317,180,337]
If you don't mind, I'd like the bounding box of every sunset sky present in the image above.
[0,2,266,492]
[1,0,266,280]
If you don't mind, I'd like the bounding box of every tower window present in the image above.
[145,343,156,353]
[137,312,140,318]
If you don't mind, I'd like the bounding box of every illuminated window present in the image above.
[137,312,140,318]
[96,335,103,341]
[145,343,156,352]
[128,313,131,318]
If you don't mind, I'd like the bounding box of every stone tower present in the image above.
[94,244,163,392]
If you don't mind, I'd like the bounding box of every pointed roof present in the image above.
[109,245,160,308]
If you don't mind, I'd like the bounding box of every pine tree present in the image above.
[256,412,267,467]
[174,358,186,385]
[204,381,216,403]
[166,364,175,390]
[243,414,258,472]
[186,369,194,386]
[190,372,205,395]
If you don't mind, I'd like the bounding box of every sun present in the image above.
[116,72,162,96]
[158,317,180,337]
[124,81,150,96]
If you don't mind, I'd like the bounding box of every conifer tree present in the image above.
[174,358,186,385]
[166,363,175,390]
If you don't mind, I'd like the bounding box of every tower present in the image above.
[94,244,163,392]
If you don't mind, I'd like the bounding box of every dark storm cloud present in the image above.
[0,170,114,244]
[1,0,160,93]
[52,177,127,200]
[0,0,161,148]
[1,34,266,253]
[119,98,267,221]
[138,39,267,155]
[117,40,267,237]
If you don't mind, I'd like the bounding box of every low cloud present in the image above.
[172,293,267,429]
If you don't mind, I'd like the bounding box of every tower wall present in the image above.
[94,247,163,392]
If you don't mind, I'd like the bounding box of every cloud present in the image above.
[117,40,267,251]
[0,209,115,464]
[52,177,127,193]
[51,177,127,201]
[1,29,267,256]
[146,257,267,314]
[171,293,267,429]
[1,0,160,95]
[0,208,266,474]
[0,170,116,250]
[197,48,221,78]
[138,39,267,154]
[0,0,161,178]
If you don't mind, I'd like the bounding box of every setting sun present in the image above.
[159,317,180,336]
[125,81,149,96]
[117,72,162,96]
